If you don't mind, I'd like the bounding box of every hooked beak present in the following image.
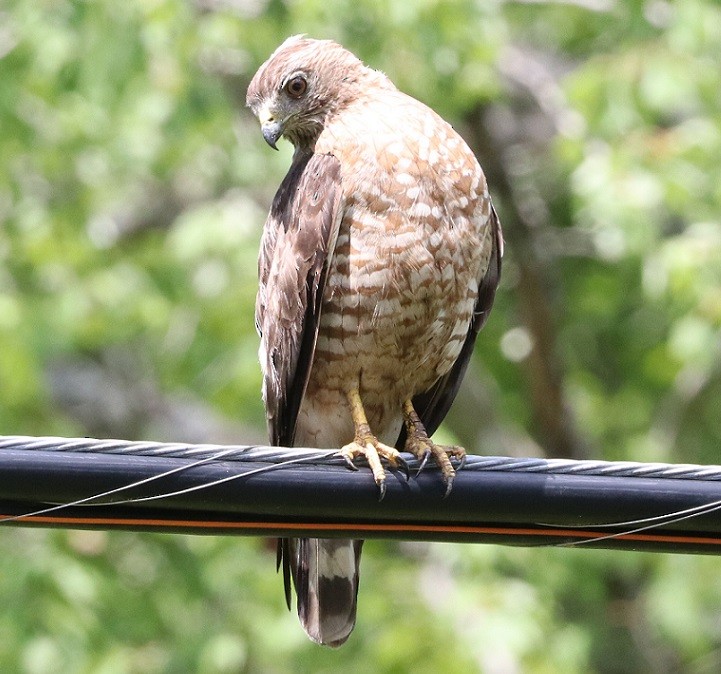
[261,120,284,150]
[256,105,284,150]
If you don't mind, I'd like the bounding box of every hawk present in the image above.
[247,36,502,647]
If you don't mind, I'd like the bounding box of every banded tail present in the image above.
[278,537,363,647]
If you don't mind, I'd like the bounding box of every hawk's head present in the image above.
[246,36,376,150]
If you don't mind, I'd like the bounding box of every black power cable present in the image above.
[2,435,721,554]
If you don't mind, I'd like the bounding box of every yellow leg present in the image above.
[339,388,408,500]
[402,399,466,497]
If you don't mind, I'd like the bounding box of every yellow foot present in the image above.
[340,427,409,500]
[403,400,466,498]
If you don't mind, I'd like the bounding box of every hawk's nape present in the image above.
[247,35,502,647]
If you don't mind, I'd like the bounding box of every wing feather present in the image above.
[257,151,346,622]
[256,151,343,447]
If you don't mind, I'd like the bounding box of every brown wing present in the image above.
[398,205,503,444]
[257,151,343,447]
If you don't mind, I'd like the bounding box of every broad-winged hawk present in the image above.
[247,36,502,647]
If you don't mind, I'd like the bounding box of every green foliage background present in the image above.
[1,0,721,671]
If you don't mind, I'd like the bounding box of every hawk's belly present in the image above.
[295,208,487,449]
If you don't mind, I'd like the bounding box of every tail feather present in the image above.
[279,537,362,647]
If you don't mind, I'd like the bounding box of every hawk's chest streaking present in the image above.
[294,90,495,450]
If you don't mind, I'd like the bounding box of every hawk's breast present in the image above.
[295,91,494,448]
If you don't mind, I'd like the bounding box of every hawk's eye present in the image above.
[285,75,308,99]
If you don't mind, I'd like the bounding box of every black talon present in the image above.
[416,450,431,477]
[377,480,387,502]
[396,456,411,481]
[341,454,360,471]
[442,475,455,499]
